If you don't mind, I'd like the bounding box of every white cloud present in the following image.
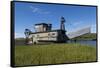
[72,21,83,26]
[30,6,39,13]
[15,33,25,38]
[91,24,96,33]
[66,21,92,33]
[30,6,50,14]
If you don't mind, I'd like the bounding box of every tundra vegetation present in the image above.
[15,43,96,66]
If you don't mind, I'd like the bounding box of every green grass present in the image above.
[15,43,96,66]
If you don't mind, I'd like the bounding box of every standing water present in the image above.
[68,40,96,46]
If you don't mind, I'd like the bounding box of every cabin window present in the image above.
[52,33,55,35]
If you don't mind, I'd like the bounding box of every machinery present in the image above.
[24,17,90,44]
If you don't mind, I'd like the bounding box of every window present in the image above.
[52,33,55,35]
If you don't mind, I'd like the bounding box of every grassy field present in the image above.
[15,43,96,66]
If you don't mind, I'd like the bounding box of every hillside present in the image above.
[71,33,97,40]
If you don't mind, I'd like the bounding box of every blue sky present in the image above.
[14,2,97,38]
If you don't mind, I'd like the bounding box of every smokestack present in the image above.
[48,24,52,31]
[60,16,66,30]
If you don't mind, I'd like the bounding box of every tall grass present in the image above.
[15,43,96,66]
